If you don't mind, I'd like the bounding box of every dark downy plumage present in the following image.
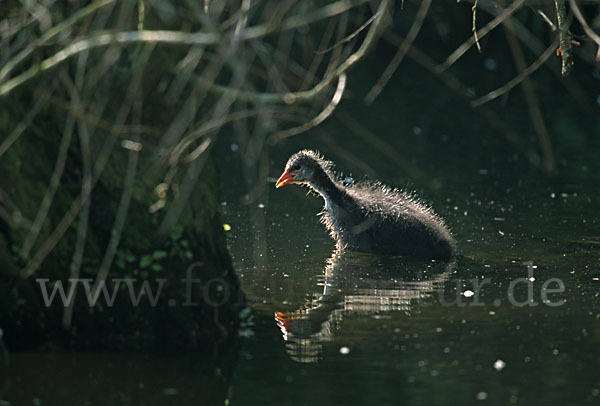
[276,150,456,260]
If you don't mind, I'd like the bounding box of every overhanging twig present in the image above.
[365,0,431,104]
[471,38,558,107]
[554,0,574,75]
[270,73,346,142]
[503,22,555,173]
[569,0,600,62]
[436,0,527,73]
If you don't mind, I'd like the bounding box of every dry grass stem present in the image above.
[471,38,558,107]
[365,0,431,104]
[503,23,555,173]
[436,0,527,73]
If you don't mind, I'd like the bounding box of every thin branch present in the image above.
[154,53,227,171]
[19,47,143,278]
[269,73,346,142]
[475,0,589,106]
[197,0,391,105]
[90,135,139,303]
[471,38,558,107]
[383,31,541,168]
[90,43,156,296]
[300,18,338,90]
[535,9,557,31]
[322,10,350,89]
[503,22,555,173]
[62,52,92,330]
[156,41,254,236]
[0,0,371,96]
[20,176,97,278]
[569,0,600,61]
[472,0,481,52]
[436,0,527,73]
[0,85,51,158]
[554,0,574,76]
[334,109,441,190]
[365,0,431,104]
[0,30,221,96]
[0,0,116,82]
[241,0,371,40]
[317,11,379,55]
[20,70,77,258]
[169,109,260,166]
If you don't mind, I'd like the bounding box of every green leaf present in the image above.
[151,263,163,272]
[152,250,167,260]
[140,255,152,269]
[171,225,183,241]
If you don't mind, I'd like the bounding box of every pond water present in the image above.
[3,137,597,406]
[224,163,599,405]
[222,74,600,405]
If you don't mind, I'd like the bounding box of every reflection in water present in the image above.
[275,251,454,363]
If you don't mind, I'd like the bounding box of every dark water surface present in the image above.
[224,124,600,405]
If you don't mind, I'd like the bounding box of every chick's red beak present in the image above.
[275,170,294,188]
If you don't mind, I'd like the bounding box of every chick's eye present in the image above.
[289,164,300,171]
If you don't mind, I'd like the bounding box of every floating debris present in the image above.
[463,290,475,298]
[493,359,506,371]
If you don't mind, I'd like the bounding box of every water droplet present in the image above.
[493,359,506,370]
